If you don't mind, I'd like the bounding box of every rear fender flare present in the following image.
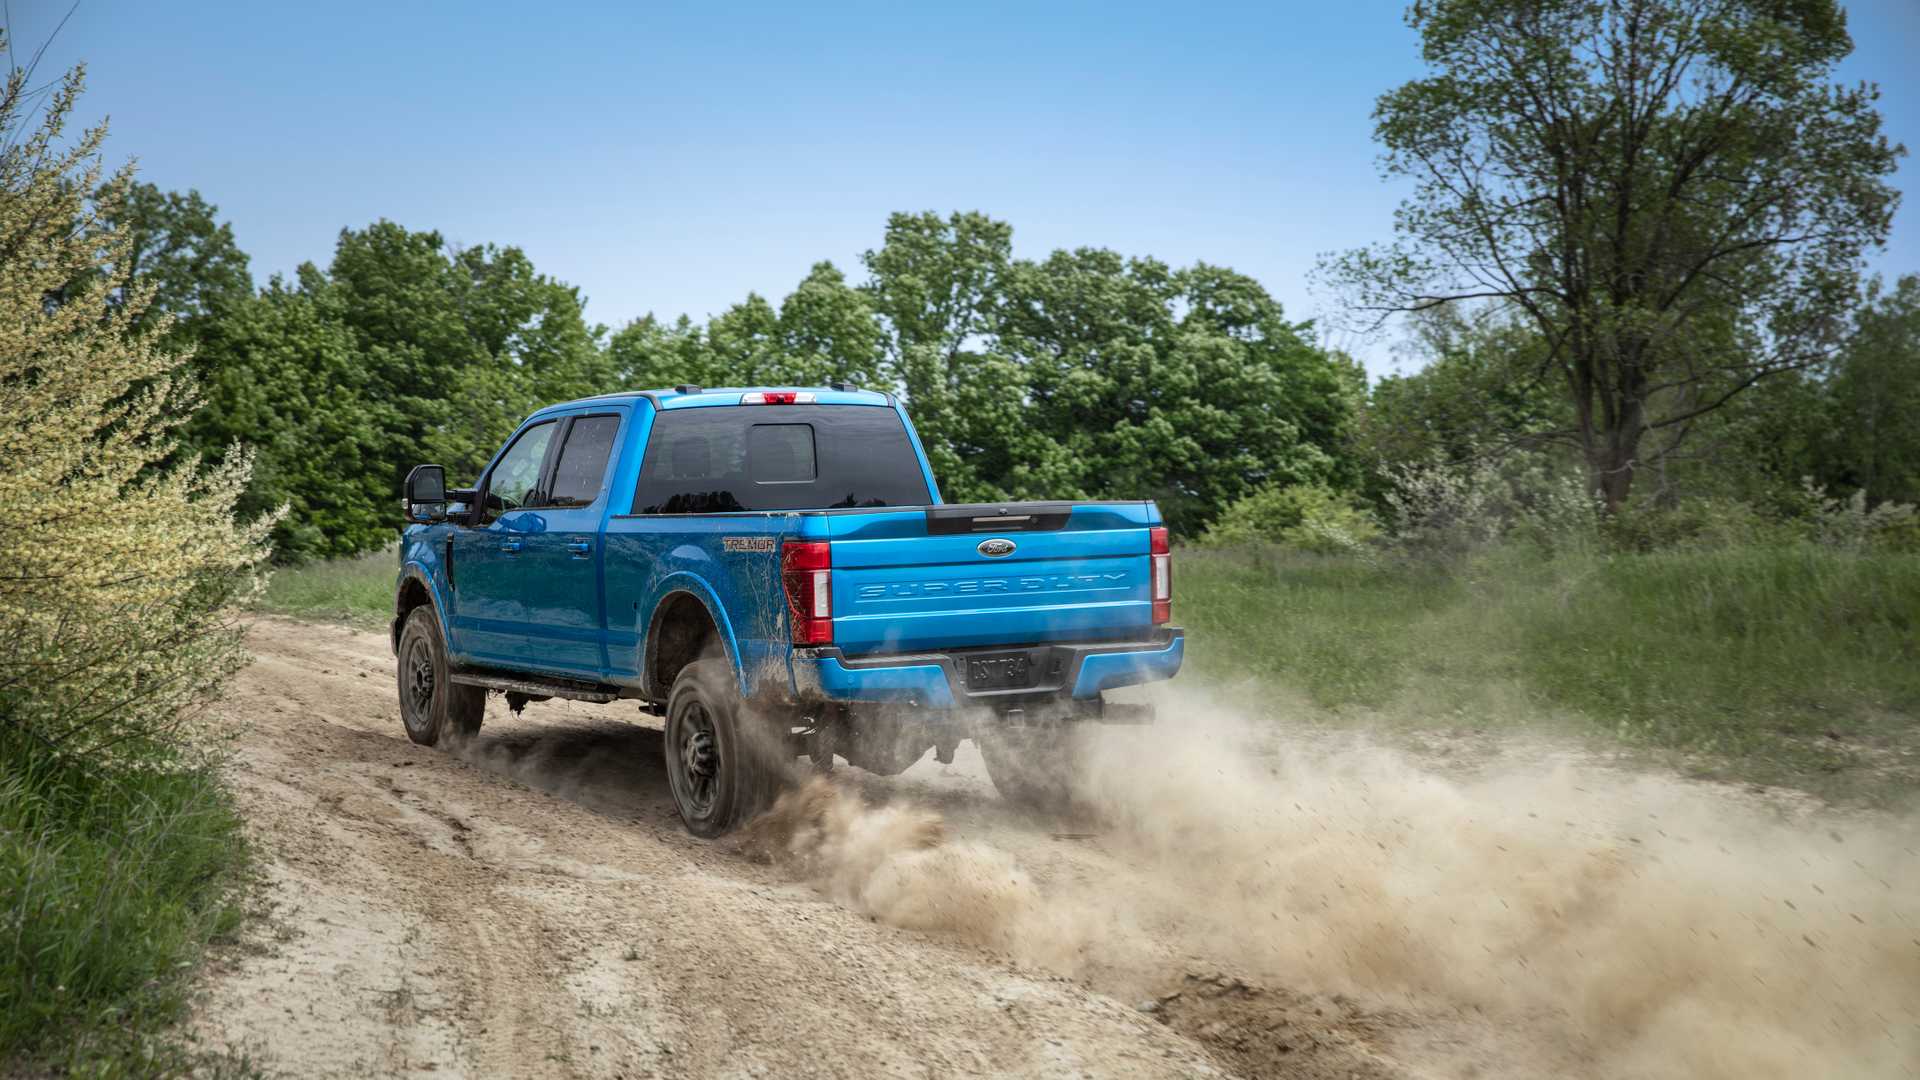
[638,574,747,698]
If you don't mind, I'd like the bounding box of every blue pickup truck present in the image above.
[394,385,1183,835]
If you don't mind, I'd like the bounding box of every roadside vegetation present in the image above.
[257,551,394,629]
[0,52,271,1074]
[1182,543,1918,800]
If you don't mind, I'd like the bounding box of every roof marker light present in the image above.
[740,391,816,405]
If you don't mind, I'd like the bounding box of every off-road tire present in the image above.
[396,607,486,746]
[976,722,1085,814]
[664,659,782,837]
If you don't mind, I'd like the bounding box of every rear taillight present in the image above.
[741,391,816,405]
[781,540,832,644]
[1150,526,1171,624]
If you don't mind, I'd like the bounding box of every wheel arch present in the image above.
[639,581,745,700]
[392,567,442,655]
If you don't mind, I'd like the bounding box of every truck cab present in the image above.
[394,385,1183,835]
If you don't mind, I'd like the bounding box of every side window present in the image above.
[483,421,557,519]
[548,415,622,507]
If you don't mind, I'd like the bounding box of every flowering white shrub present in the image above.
[1802,479,1917,552]
[1383,455,1599,561]
[0,65,276,753]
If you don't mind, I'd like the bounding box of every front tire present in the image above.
[396,607,485,746]
[664,659,782,837]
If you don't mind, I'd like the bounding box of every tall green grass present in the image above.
[1179,543,1920,796]
[0,730,251,1072]
[257,550,395,627]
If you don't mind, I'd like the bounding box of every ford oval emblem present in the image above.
[977,537,1016,558]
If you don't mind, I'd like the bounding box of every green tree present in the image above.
[606,261,883,393]
[607,313,720,389]
[862,211,1024,502]
[1325,0,1903,510]
[774,261,885,387]
[179,221,612,558]
[1360,305,1569,476]
[855,210,1363,530]
[104,182,252,334]
[186,279,390,559]
[1003,250,1362,531]
[314,222,609,493]
[1820,274,1920,504]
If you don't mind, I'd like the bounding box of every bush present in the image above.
[0,56,268,1069]
[1799,481,1918,552]
[1381,454,1595,561]
[0,60,275,755]
[1604,484,1920,555]
[1203,483,1382,553]
[1603,496,1784,552]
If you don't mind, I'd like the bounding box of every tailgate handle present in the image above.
[925,502,1074,534]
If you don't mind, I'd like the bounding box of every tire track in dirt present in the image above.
[192,619,1256,1078]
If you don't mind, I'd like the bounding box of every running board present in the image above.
[448,672,620,704]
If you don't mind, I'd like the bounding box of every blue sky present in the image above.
[13,0,1919,376]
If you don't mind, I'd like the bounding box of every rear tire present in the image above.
[976,721,1085,814]
[396,607,485,746]
[664,659,782,837]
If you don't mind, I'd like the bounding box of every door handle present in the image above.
[499,540,523,554]
[566,540,593,556]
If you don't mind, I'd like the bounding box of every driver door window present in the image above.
[482,421,557,521]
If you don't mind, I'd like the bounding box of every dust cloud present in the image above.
[744,690,1920,1079]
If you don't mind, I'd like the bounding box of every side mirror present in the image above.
[404,464,448,523]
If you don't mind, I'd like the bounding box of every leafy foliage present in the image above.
[140,202,1363,554]
[169,223,613,560]
[1203,484,1382,553]
[1818,274,1920,506]
[1325,0,1904,509]
[0,59,274,752]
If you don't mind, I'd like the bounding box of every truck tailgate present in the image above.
[825,502,1158,655]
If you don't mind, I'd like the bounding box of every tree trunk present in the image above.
[1587,427,1642,513]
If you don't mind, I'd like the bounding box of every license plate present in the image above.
[966,653,1032,691]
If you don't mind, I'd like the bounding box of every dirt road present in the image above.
[196,619,1919,1079]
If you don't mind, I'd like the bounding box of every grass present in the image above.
[256,550,395,627]
[1179,543,1920,799]
[0,729,256,1075]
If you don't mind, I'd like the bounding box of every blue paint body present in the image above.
[396,388,1183,710]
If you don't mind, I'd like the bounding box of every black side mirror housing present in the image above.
[405,464,448,523]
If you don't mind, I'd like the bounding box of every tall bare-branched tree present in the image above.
[1324,0,1902,509]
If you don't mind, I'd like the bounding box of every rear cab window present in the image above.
[632,405,930,514]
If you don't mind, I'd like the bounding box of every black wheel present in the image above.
[976,720,1085,814]
[664,659,781,837]
[395,607,485,746]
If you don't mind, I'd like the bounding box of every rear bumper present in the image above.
[789,628,1184,708]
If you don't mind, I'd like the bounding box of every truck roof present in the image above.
[545,386,895,414]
